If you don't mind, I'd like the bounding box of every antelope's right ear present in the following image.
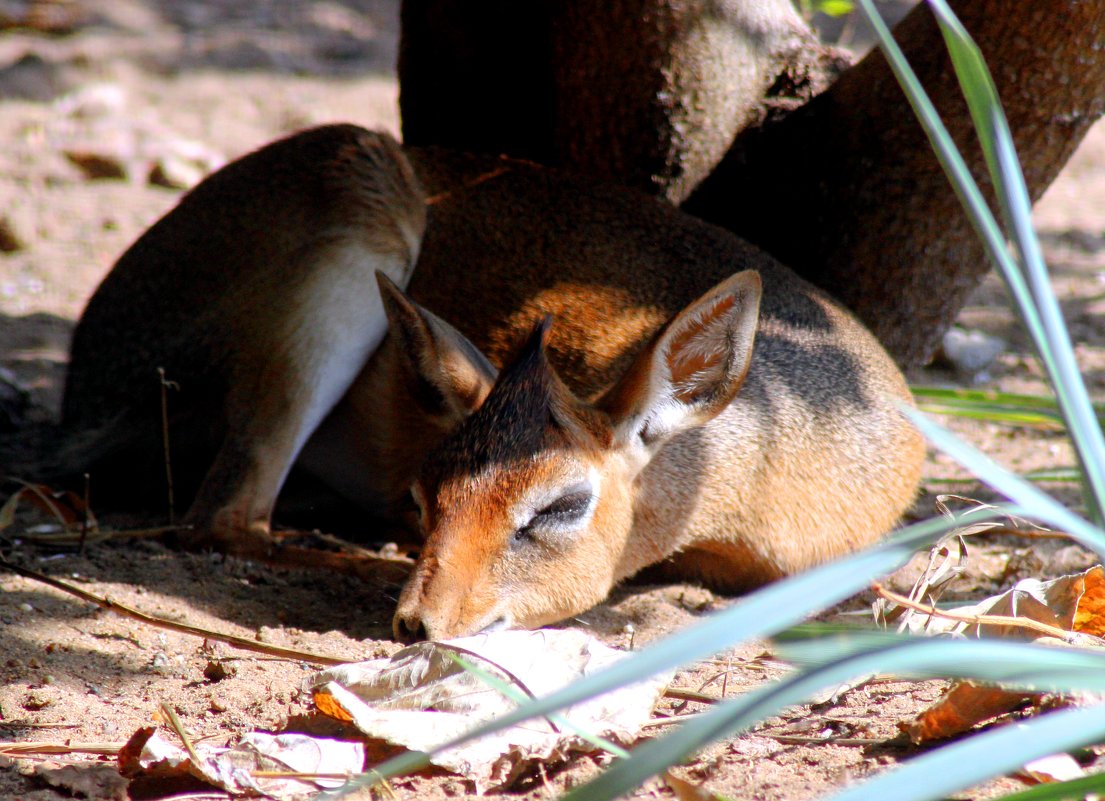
[600,270,762,450]
[376,271,497,419]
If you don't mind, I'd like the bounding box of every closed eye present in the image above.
[514,481,595,543]
[534,490,593,524]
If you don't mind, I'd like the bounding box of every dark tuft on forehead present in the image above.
[422,317,568,481]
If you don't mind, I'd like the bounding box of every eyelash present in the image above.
[513,490,593,542]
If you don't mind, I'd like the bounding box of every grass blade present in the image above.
[564,637,1105,801]
[904,408,1105,558]
[912,386,1073,429]
[925,0,1105,526]
[977,772,1105,801]
[825,702,1105,801]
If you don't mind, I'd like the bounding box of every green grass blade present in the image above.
[563,638,1105,801]
[444,652,630,758]
[925,0,1105,526]
[910,387,1102,412]
[825,702,1105,801]
[914,400,1063,429]
[981,772,1105,801]
[913,386,1105,429]
[905,408,1105,557]
[775,628,1105,690]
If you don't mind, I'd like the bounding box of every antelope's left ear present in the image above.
[599,270,762,449]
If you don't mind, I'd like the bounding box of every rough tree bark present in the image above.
[399,0,1105,369]
[686,0,1105,367]
[399,0,847,203]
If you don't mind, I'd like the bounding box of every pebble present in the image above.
[940,327,1005,383]
[0,215,26,252]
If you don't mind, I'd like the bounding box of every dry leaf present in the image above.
[901,680,1035,744]
[1069,566,1105,637]
[896,565,1105,645]
[309,628,671,791]
[118,727,363,799]
[665,771,728,800]
[1020,752,1086,784]
[0,482,97,533]
[35,764,129,801]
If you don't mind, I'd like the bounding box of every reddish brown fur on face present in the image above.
[394,324,627,640]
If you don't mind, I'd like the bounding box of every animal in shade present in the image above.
[58,124,924,641]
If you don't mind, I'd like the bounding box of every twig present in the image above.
[16,524,190,546]
[161,703,202,766]
[0,742,123,757]
[423,165,513,206]
[79,473,90,553]
[872,582,1095,642]
[641,712,710,729]
[157,367,178,525]
[762,734,887,747]
[663,688,719,704]
[0,556,356,666]
[0,721,81,730]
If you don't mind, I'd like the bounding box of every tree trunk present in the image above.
[685,0,1105,368]
[399,0,1105,368]
[399,0,846,203]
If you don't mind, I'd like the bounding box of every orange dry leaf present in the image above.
[1069,566,1105,637]
[0,482,97,532]
[313,691,354,723]
[900,681,1035,745]
[665,771,728,801]
[893,566,1105,749]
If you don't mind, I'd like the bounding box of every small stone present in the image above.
[148,155,204,190]
[23,690,51,710]
[64,150,128,181]
[203,660,236,683]
[0,216,26,252]
[0,53,70,102]
[53,82,126,119]
[939,327,1005,382]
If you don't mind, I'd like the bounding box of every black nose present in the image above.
[393,614,428,644]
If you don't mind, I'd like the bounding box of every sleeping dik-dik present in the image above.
[58,124,924,641]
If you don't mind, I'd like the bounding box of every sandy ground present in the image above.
[2,3,1105,800]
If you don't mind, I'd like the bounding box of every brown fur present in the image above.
[56,124,924,637]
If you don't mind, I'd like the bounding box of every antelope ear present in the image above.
[376,271,497,419]
[600,270,762,449]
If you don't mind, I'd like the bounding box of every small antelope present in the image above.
[58,124,924,641]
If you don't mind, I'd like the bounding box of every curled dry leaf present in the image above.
[117,726,363,800]
[896,565,1105,642]
[665,770,729,800]
[900,680,1036,745]
[35,763,129,801]
[0,482,97,534]
[308,628,672,791]
[1020,752,1086,785]
[898,566,1105,745]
